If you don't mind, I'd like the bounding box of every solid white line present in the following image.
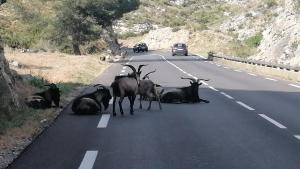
[236,101,255,111]
[248,73,257,76]
[294,135,300,140]
[97,114,110,128]
[289,84,300,89]
[258,114,287,129]
[79,151,98,169]
[265,77,277,81]
[187,73,193,77]
[209,86,219,91]
[200,81,208,86]
[220,92,234,99]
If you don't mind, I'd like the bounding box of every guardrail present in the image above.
[208,52,300,72]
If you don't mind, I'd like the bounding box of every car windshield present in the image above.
[174,43,186,48]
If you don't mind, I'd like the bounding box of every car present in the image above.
[133,43,148,53]
[171,43,188,56]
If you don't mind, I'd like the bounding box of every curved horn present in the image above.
[93,84,104,87]
[142,69,156,80]
[181,77,196,83]
[121,64,136,72]
[196,78,210,83]
[137,64,147,73]
[44,83,57,88]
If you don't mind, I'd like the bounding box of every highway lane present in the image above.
[8,51,300,169]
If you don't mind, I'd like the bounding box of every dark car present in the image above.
[133,43,148,53]
[172,43,188,56]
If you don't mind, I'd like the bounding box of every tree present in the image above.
[53,0,101,55]
[0,0,20,118]
[81,0,140,55]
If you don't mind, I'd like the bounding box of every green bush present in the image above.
[265,0,278,8]
[244,33,263,48]
[29,76,49,89]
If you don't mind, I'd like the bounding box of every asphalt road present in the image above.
[8,50,300,169]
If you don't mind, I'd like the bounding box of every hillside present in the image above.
[117,0,300,67]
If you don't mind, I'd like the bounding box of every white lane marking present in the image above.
[248,73,257,76]
[79,151,98,169]
[187,73,193,77]
[216,64,221,67]
[209,86,219,91]
[234,70,242,72]
[97,114,110,128]
[119,74,124,76]
[265,77,277,81]
[224,67,229,69]
[236,101,255,111]
[121,70,126,73]
[294,135,300,140]
[258,114,287,129]
[200,81,208,86]
[204,61,208,63]
[122,66,127,69]
[220,92,234,99]
[289,84,300,89]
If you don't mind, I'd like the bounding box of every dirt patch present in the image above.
[0,51,111,168]
[214,58,300,82]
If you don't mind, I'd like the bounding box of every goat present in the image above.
[161,77,209,103]
[111,64,146,116]
[71,84,112,114]
[138,70,162,110]
[25,83,61,109]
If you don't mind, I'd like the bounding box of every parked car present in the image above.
[133,43,148,53]
[171,43,188,56]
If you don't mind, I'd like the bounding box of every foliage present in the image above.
[264,0,278,8]
[244,33,263,48]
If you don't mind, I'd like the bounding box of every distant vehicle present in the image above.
[133,43,148,53]
[172,43,188,56]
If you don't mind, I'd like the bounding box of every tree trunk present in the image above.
[72,43,81,55]
[0,41,20,116]
[101,25,121,56]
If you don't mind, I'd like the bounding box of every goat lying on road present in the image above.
[161,77,209,103]
[72,84,112,114]
[25,83,61,109]
[111,64,146,116]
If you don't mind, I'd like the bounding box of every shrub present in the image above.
[244,33,263,48]
[265,0,278,8]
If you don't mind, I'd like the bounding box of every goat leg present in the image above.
[139,95,143,109]
[118,96,125,115]
[112,96,117,116]
[129,95,135,115]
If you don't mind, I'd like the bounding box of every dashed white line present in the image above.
[234,70,242,72]
[224,67,229,69]
[289,84,300,89]
[258,114,287,129]
[209,86,219,92]
[236,101,255,111]
[220,92,234,99]
[265,77,277,81]
[248,73,257,76]
[294,135,300,140]
[97,114,110,128]
[79,151,98,169]
[216,64,221,67]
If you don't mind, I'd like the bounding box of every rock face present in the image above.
[252,0,300,67]
[142,27,189,50]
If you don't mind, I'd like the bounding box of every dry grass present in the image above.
[215,58,300,82]
[5,51,110,84]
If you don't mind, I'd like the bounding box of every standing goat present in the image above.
[138,70,162,110]
[161,77,209,103]
[25,83,61,109]
[72,84,112,114]
[111,64,146,116]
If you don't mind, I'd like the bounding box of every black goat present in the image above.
[161,77,209,103]
[111,64,146,116]
[25,83,61,109]
[72,84,112,114]
[138,70,162,110]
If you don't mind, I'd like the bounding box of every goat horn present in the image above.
[181,77,196,83]
[197,78,210,82]
[137,64,148,73]
[44,83,57,88]
[142,69,156,80]
[121,64,136,72]
[93,84,104,87]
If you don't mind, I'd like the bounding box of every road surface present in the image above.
[8,50,300,169]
